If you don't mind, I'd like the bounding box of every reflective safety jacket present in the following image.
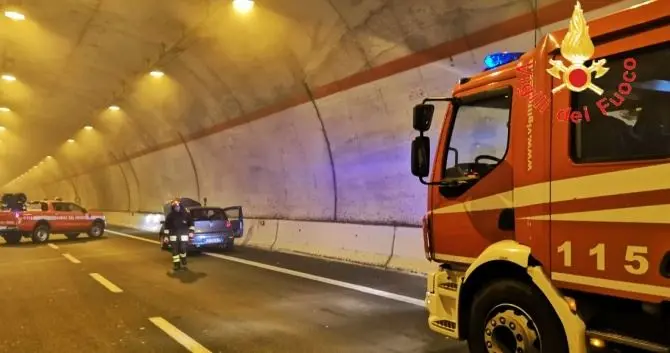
[164,210,194,235]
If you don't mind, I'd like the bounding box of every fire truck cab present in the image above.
[410,1,669,352]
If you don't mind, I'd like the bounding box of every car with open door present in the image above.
[158,198,244,252]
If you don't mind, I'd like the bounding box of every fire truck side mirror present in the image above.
[411,136,430,178]
[413,104,434,132]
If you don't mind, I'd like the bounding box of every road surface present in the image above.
[0,226,468,353]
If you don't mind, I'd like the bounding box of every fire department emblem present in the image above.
[547,1,609,95]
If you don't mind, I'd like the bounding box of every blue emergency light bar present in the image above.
[483,52,523,71]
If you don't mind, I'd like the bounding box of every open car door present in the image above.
[222,206,244,238]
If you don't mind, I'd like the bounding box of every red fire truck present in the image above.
[0,199,106,244]
[410,1,669,352]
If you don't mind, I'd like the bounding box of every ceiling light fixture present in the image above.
[1,74,16,82]
[84,125,93,130]
[0,107,10,112]
[0,126,5,131]
[149,70,165,78]
[108,105,120,111]
[67,138,75,143]
[4,11,25,21]
[232,0,254,13]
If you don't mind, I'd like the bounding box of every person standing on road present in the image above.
[163,199,195,271]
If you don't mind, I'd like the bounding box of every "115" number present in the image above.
[557,241,649,275]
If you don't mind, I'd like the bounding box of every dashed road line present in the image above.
[106,229,424,307]
[62,253,81,264]
[149,317,212,353]
[47,243,59,250]
[89,273,123,293]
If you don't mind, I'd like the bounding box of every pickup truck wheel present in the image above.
[466,279,567,353]
[87,221,105,238]
[32,225,50,244]
[2,233,21,244]
[65,233,80,240]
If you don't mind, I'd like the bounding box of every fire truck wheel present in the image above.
[65,233,80,240]
[32,224,51,244]
[2,233,21,245]
[467,278,568,353]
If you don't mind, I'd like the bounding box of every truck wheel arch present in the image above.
[33,220,50,230]
[457,240,586,353]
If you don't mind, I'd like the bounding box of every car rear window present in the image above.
[190,208,227,221]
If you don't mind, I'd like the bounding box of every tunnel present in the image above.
[0,0,660,352]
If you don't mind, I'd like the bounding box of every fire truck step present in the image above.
[586,330,669,352]
[438,282,458,291]
[430,319,456,332]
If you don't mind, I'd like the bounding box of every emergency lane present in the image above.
[0,236,187,353]
[54,227,469,353]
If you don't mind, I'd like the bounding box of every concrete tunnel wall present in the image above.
[12,0,644,274]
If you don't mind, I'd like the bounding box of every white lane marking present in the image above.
[106,229,425,307]
[48,243,59,250]
[552,272,670,298]
[89,273,123,293]
[106,230,158,244]
[149,317,212,353]
[204,252,425,306]
[62,253,81,264]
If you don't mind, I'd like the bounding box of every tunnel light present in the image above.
[84,125,93,130]
[67,138,75,143]
[1,74,16,82]
[149,70,164,78]
[233,0,254,13]
[0,107,10,112]
[4,11,25,21]
[46,155,52,159]
[108,105,120,111]
[0,126,5,131]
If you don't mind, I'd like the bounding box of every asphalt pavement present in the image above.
[0,226,469,353]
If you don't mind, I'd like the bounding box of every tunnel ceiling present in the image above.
[0,0,559,186]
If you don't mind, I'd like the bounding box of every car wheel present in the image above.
[65,233,80,240]
[87,221,105,238]
[32,224,50,244]
[467,279,568,353]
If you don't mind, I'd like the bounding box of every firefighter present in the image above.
[163,199,195,270]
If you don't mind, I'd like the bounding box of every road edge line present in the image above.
[107,229,424,307]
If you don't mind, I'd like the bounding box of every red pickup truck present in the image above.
[0,200,106,244]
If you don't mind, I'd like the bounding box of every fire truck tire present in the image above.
[466,278,568,353]
[87,221,105,238]
[32,224,51,244]
[2,233,21,244]
[65,233,80,240]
